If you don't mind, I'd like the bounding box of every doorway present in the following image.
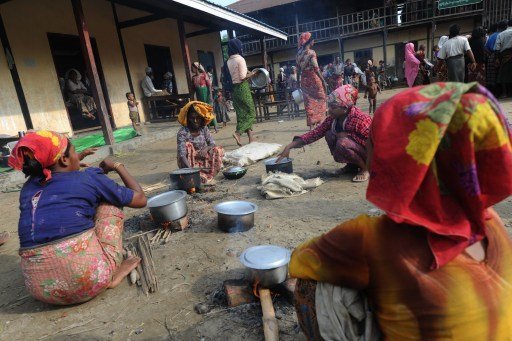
[198,50,218,87]
[395,40,417,81]
[144,44,176,94]
[47,33,114,132]
[354,48,373,67]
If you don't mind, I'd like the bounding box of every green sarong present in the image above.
[195,86,217,127]
[195,86,211,104]
[233,81,256,133]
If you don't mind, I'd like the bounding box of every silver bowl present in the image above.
[223,166,247,180]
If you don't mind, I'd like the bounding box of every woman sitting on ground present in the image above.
[177,101,225,184]
[290,83,512,339]
[65,69,97,120]
[8,131,147,305]
[277,84,371,182]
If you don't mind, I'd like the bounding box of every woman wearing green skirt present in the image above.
[226,39,257,146]
[192,62,218,132]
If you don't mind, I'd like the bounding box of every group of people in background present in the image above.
[415,21,512,99]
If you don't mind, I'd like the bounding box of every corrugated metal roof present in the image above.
[172,0,288,39]
[228,0,301,14]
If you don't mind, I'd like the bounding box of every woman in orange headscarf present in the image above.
[290,83,512,339]
[297,32,328,129]
[177,101,225,183]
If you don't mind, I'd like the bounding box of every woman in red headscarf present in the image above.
[278,84,372,182]
[297,32,328,129]
[9,131,147,305]
[289,83,512,339]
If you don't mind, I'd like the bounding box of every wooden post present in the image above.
[177,19,194,98]
[260,37,268,68]
[294,5,300,39]
[382,29,388,64]
[0,14,33,130]
[72,0,114,145]
[112,2,134,94]
[338,38,344,62]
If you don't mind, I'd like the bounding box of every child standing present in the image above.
[364,76,381,114]
[214,88,230,127]
[126,92,142,135]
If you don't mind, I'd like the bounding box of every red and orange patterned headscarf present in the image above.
[9,130,68,182]
[367,83,512,269]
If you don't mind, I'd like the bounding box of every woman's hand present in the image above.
[180,156,191,169]
[99,158,117,174]
[276,146,291,163]
[78,148,97,168]
[79,148,97,161]
[199,146,212,158]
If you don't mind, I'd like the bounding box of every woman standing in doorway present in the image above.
[226,38,257,146]
[297,32,327,130]
[404,42,421,87]
[192,62,218,132]
[192,62,212,104]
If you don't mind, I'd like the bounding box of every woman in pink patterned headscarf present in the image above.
[297,32,328,129]
[277,85,372,182]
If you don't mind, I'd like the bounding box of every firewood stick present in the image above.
[259,288,279,341]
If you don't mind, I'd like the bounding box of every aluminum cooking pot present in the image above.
[292,89,304,104]
[147,190,187,223]
[250,68,270,88]
[215,201,257,233]
[169,168,201,193]
[264,157,293,174]
[240,245,291,288]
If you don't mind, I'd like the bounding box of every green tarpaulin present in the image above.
[72,127,138,153]
[438,0,482,9]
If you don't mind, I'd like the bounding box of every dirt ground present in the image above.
[1,88,511,340]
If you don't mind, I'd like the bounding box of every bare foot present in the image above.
[0,232,10,246]
[352,170,370,182]
[108,256,141,289]
[232,133,242,147]
[337,164,359,175]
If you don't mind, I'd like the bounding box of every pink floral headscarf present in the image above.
[327,84,359,108]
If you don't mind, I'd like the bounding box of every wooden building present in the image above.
[230,0,511,81]
[0,0,286,141]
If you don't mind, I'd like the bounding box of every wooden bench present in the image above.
[142,94,191,122]
[252,89,304,122]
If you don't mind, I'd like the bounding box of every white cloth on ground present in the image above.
[223,142,281,166]
[258,172,324,199]
[315,282,381,341]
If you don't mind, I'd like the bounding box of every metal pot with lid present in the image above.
[240,245,291,288]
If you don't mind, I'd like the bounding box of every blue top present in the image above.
[486,32,499,52]
[18,168,134,248]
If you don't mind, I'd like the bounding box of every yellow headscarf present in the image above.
[178,101,215,127]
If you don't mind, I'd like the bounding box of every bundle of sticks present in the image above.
[126,234,158,295]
